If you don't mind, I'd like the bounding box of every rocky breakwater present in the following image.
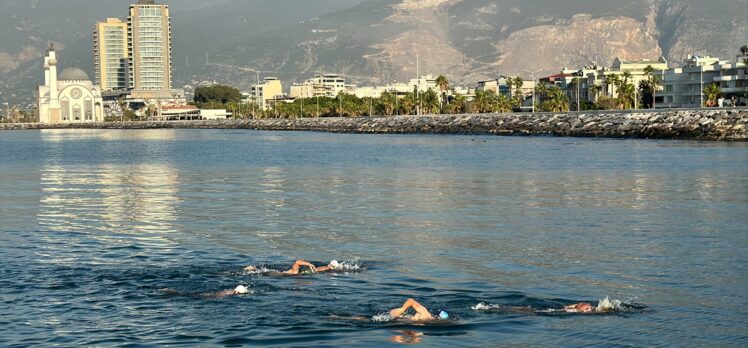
[2,109,746,141]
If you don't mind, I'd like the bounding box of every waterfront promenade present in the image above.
[2,109,746,141]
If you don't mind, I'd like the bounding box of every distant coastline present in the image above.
[2,109,746,141]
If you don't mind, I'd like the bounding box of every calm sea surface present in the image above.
[1,129,747,347]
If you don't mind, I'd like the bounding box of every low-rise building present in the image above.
[250,77,283,110]
[290,74,346,98]
[586,57,668,103]
[657,55,727,108]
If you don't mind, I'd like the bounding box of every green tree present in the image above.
[435,75,449,110]
[444,94,468,114]
[540,85,570,112]
[495,94,513,113]
[378,91,398,116]
[472,90,497,113]
[510,76,524,108]
[194,85,242,107]
[604,74,620,98]
[703,83,721,107]
[422,88,440,114]
[400,91,418,115]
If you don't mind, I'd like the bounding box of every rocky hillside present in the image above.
[1,0,746,105]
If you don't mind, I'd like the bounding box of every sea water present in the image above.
[0,129,746,347]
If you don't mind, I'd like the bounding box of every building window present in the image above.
[85,99,93,120]
[73,105,81,121]
[61,99,69,121]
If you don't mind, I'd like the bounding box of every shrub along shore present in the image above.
[2,109,746,141]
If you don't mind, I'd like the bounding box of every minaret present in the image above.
[44,55,50,86]
[47,46,59,109]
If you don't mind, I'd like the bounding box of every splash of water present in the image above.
[337,257,365,271]
[596,296,622,311]
[371,313,394,322]
[471,302,502,311]
[242,265,278,275]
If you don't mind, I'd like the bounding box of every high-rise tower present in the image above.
[94,18,129,91]
[128,0,172,91]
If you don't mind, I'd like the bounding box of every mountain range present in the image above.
[1,0,746,105]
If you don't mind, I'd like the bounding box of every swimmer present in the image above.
[474,297,625,315]
[562,302,595,313]
[244,259,342,275]
[331,298,449,323]
[200,285,251,299]
[160,285,250,299]
[388,298,448,322]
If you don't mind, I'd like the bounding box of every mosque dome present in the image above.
[58,67,90,81]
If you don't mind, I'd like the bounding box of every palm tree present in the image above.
[541,85,570,112]
[604,74,620,98]
[400,91,417,115]
[510,76,524,108]
[445,94,468,114]
[495,94,513,113]
[435,75,449,110]
[703,83,721,107]
[422,88,441,114]
[378,91,397,116]
[472,90,497,113]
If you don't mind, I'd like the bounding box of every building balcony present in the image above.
[713,75,748,82]
[721,87,748,94]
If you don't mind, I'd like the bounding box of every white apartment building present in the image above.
[657,55,727,108]
[290,74,347,98]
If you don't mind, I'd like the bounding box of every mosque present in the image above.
[37,44,104,123]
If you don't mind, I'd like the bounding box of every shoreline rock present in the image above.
[1,110,746,141]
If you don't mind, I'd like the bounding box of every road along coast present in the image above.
[2,109,747,141]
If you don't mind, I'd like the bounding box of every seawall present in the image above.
[2,109,747,141]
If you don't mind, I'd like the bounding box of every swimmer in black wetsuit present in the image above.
[161,285,250,299]
[474,297,625,314]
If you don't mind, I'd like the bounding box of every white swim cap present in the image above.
[234,285,249,294]
[329,260,340,269]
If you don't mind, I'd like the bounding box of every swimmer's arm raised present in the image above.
[409,299,434,319]
[390,298,430,318]
[284,260,317,274]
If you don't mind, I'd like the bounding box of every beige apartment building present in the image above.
[586,57,668,101]
[94,18,129,91]
[251,77,284,110]
[128,0,172,91]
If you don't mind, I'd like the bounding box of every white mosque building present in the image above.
[38,44,104,123]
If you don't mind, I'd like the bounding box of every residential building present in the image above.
[714,49,748,104]
[409,74,437,92]
[250,77,284,110]
[476,78,508,95]
[586,57,668,102]
[290,74,347,98]
[540,66,600,108]
[128,0,172,91]
[477,77,534,100]
[657,51,747,108]
[94,18,129,91]
[38,45,104,123]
